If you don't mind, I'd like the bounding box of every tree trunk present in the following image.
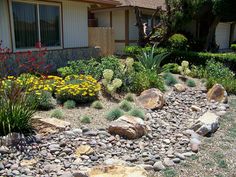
[134,6,146,47]
[204,16,220,51]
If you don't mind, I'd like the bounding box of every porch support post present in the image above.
[125,9,129,46]
[110,11,112,27]
[230,22,236,44]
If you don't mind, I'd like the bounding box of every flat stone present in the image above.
[174,84,186,92]
[0,146,10,154]
[191,105,201,112]
[75,145,94,157]
[163,158,175,167]
[207,84,228,103]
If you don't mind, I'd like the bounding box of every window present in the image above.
[12,1,61,50]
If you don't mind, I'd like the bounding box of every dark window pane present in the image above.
[39,5,60,47]
[12,2,38,49]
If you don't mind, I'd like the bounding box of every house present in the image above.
[91,0,236,52]
[0,0,119,74]
[91,0,166,54]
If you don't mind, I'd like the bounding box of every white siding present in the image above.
[0,0,11,49]
[129,9,138,41]
[63,1,88,48]
[95,11,110,27]
[216,23,231,49]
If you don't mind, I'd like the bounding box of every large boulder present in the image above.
[137,88,165,110]
[207,84,228,103]
[191,111,219,136]
[88,165,148,177]
[108,116,150,139]
[32,116,71,135]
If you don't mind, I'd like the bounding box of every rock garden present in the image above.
[0,43,236,177]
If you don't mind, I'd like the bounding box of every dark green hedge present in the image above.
[167,50,236,72]
[124,46,236,72]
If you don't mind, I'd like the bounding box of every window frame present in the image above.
[9,0,63,52]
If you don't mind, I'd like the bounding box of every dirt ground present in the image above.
[157,95,236,177]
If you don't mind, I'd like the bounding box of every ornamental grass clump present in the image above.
[124,93,135,102]
[91,100,104,109]
[0,79,38,136]
[186,79,196,87]
[51,109,64,119]
[128,108,145,120]
[163,73,178,86]
[64,100,76,109]
[106,108,124,121]
[119,100,133,112]
[56,75,101,103]
[80,115,92,124]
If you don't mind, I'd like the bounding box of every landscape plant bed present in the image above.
[0,85,231,176]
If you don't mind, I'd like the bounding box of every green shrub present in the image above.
[91,100,104,109]
[35,91,56,110]
[106,108,125,121]
[168,34,188,50]
[129,70,165,94]
[128,108,145,119]
[186,79,196,87]
[58,56,122,80]
[162,63,180,74]
[64,100,76,109]
[80,115,92,124]
[163,73,178,86]
[119,100,133,112]
[0,82,38,136]
[102,69,122,94]
[124,93,135,102]
[231,44,236,51]
[51,109,64,119]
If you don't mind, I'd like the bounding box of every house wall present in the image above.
[216,23,231,49]
[0,0,11,49]
[62,1,89,48]
[0,0,89,50]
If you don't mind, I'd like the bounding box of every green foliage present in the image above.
[124,93,135,102]
[168,34,188,50]
[129,70,165,94]
[0,83,37,136]
[163,168,177,177]
[162,63,180,74]
[102,69,122,94]
[64,100,76,109]
[231,44,236,51]
[91,100,104,109]
[35,91,56,110]
[106,108,124,121]
[178,61,191,76]
[163,73,178,86]
[58,56,122,80]
[51,109,64,119]
[186,79,196,87]
[128,108,145,119]
[119,100,133,112]
[138,45,170,72]
[80,115,92,124]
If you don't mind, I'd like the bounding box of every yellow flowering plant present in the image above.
[56,74,101,103]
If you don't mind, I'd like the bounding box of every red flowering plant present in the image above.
[15,42,52,76]
[0,40,12,77]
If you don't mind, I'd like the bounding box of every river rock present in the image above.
[136,88,165,110]
[108,116,150,139]
[207,84,228,103]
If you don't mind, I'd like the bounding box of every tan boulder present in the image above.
[174,84,186,92]
[75,145,94,157]
[108,115,150,139]
[207,84,228,103]
[32,117,71,135]
[137,88,165,110]
[88,165,148,177]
